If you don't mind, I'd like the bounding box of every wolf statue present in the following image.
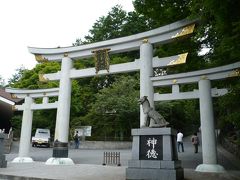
[139,96,169,128]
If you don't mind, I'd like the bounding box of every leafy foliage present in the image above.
[133,0,240,137]
[73,5,151,45]
[8,62,60,89]
[76,75,140,140]
[188,0,240,138]
[8,66,27,87]
[7,62,60,136]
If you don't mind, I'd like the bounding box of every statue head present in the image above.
[138,96,148,105]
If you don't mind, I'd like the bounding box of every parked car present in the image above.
[32,128,51,147]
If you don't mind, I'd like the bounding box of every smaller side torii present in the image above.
[151,62,240,172]
[6,88,59,163]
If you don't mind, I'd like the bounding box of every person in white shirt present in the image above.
[177,130,184,152]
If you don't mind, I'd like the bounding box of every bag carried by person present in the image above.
[192,136,199,145]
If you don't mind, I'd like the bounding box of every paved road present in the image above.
[1,137,240,180]
[6,137,240,170]
[7,141,131,166]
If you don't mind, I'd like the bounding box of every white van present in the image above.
[32,128,51,147]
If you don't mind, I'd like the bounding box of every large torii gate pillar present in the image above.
[196,79,225,172]
[140,40,154,127]
[54,56,72,142]
[46,56,74,165]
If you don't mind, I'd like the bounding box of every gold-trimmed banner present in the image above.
[39,74,48,82]
[12,105,16,111]
[172,24,195,38]
[92,48,110,74]
[228,69,240,77]
[11,94,17,99]
[167,53,188,66]
[35,54,48,63]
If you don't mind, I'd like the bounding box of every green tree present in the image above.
[78,75,140,140]
[133,0,240,136]
[8,66,27,87]
[188,0,240,138]
[70,5,153,139]
[8,62,60,89]
[133,0,191,27]
[8,62,61,136]
[74,5,151,45]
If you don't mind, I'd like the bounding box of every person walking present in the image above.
[74,131,80,149]
[191,132,199,153]
[177,130,184,152]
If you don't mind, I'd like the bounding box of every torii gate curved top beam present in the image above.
[28,19,197,62]
[151,62,240,86]
[5,88,59,98]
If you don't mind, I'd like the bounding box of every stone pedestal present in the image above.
[0,133,7,168]
[52,141,68,158]
[126,128,183,180]
[46,141,74,165]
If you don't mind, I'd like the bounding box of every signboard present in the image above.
[139,135,163,160]
[75,126,92,137]
[93,49,110,74]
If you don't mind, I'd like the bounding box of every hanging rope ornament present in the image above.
[92,48,110,74]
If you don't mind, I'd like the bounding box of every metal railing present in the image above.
[102,152,121,166]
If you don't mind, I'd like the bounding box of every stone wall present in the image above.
[221,138,240,159]
[70,141,132,149]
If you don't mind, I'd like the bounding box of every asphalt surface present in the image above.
[0,136,240,180]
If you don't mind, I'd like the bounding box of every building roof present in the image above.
[0,88,22,105]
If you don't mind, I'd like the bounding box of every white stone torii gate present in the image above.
[5,88,59,163]
[27,19,196,165]
[9,15,238,174]
[151,62,240,172]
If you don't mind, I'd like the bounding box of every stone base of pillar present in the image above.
[12,157,34,163]
[126,128,183,180]
[45,157,74,165]
[195,164,225,173]
[126,167,183,180]
[52,141,68,158]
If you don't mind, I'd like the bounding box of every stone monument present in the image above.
[0,133,7,168]
[126,98,183,180]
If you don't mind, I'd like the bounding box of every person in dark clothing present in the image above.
[74,131,80,149]
[191,132,199,153]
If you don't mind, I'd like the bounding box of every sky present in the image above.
[0,0,134,82]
